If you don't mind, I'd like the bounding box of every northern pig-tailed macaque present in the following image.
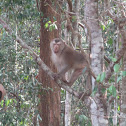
[50,38,88,86]
[0,84,6,102]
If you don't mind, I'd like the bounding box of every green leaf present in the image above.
[108,38,113,45]
[24,75,29,80]
[102,25,106,31]
[37,114,42,121]
[5,99,10,106]
[117,96,120,99]
[48,21,51,24]
[96,74,101,82]
[108,85,113,92]
[49,26,53,31]
[0,100,4,107]
[122,71,126,77]
[9,99,13,104]
[112,87,116,97]
[117,76,122,83]
[91,86,98,96]
[61,89,65,94]
[53,16,56,21]
[53,23,57,29]
[112,58,117,62]
[87,121,92,126]
[100,72,106,82]
[79,115,88,125]
[44,23,49,28]
[114,64,120,72]
[44,21,52,29]
[41,12,44,17]
[12,32,16,39]
[101,88,106,94]
[118,106,120,111]
[100,24,106,31]
[108,85,116,97]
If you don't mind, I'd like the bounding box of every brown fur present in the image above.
[50,38,87,86]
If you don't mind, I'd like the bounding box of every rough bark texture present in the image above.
[71,0,80,48]
[65,91,72,126]
[64,19,72,126]
[39,1,61,126]
[85,0,108,125]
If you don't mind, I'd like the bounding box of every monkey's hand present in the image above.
[52,73,70,85]
[52,73,60,81]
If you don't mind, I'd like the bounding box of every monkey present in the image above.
[0,84,6,102]
[50,38,88,86]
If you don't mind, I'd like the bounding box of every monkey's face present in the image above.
[50,38,65,54]
[53,43,60,53]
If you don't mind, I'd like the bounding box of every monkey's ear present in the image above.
[62,41,66,46]
[61,39,66,44]
[61,39,67,45]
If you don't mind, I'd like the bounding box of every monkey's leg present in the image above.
[53,66,70,82]
[68,69,82,86]
[57,66,70,77]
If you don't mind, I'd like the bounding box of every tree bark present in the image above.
[120,52,126,126]
[85,0,108,125]
[39,1,61,126]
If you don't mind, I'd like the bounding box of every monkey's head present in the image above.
[50,38,65,54]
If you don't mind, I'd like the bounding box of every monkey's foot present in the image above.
[62,80,72,87]
[52,73,71,86]
[62,80,69,84]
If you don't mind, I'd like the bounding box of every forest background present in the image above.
[0,0,126,126]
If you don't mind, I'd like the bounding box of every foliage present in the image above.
[0,0,41,125]
[0,0,126,125]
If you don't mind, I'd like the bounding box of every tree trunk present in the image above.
[64,0,80,124]
[38,1,61,126]
[65,91,72,126]
[85,0,108,125]
[120,52,126,126]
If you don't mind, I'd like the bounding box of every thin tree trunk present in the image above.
[85,0,108,125]
[71,0,80,48]
[64,0,80,124]
[113,99,117,126]
[64,13,72,125]
[39,1,61,126]
[113,38,118,126]
[120,52,126,126]
[65,91,72,126]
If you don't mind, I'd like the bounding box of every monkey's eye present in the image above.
[55,39,60,43]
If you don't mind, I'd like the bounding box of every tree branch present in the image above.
[66,0,72,12]
[104,10,126,82]
[36,0,40,11]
